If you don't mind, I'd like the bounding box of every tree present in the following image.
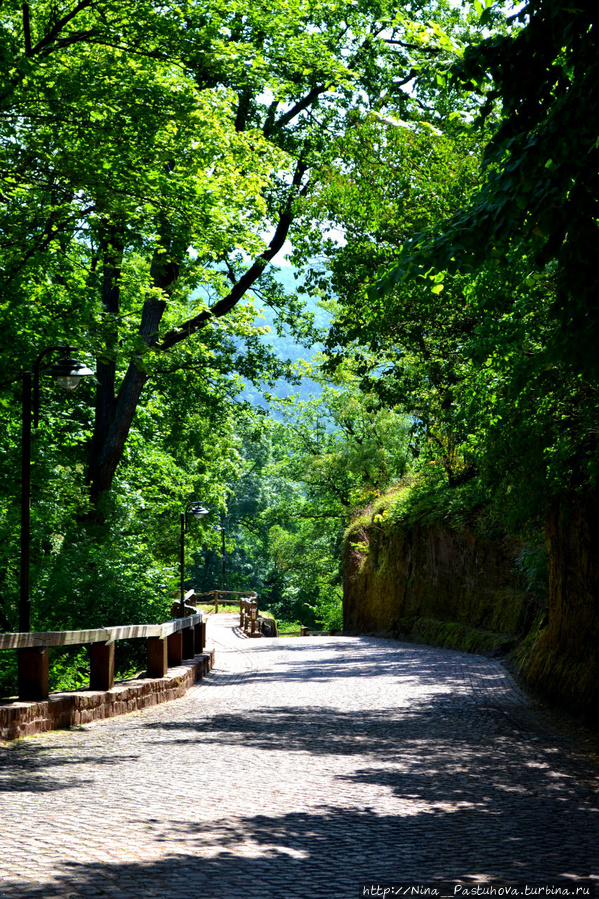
[1,0,486,653]
[0,0,463,509]
[293,116,484,484]
[196,373,410,629]
[381,0,599,375]
[289,44,599,530]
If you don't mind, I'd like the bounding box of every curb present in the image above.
[0,649,215,742]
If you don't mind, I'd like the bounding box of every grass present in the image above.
[276,620,302,633]
[197,602,240,614]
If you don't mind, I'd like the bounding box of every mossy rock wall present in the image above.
[521,492,599,719]
[343,519,529,641]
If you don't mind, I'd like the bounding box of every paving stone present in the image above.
[0,615,597,898]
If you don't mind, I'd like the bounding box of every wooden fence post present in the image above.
[182,625,195,660]
[167,631,183,667]
[147,637,168,677]
[89,642,115,691]
[17,647,49,701]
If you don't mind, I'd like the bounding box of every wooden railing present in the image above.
[194,588,257,615]
[239,593,260,637]
[194,589,275,638]
[1,590,206,702]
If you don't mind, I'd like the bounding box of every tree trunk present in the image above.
[85,162,307,503]
[89,225,123,468]
[86,242,170,504]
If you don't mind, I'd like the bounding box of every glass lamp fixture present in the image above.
[189,504,209,519]
[46,356,95,391]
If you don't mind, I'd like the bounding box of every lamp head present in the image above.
[189,504,209,519]
[46,356,94,391]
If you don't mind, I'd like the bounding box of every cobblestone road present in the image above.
[0,615,598,898]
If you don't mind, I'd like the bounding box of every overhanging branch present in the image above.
[27,0,95,57]
[158,161,309,352]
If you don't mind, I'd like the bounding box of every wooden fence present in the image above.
[239,593,263,637]
[194,589,258,615]
[1,590,207,702]
[195,590,277,637]
[194,589,274,637]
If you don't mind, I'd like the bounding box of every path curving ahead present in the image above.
[0,615,598,898]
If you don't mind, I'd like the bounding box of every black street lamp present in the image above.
[213,525,226,591]
[180,502,209,617]
[20,346,94,633]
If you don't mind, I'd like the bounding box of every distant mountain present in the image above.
[241,264,330,407]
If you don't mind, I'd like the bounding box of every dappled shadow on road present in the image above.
[0,648,597,895]
[142,699,599,802]
[1,693,597,896]
[0,743,139,793]
[218,634,599,756]
[0,799,596,898]
[139,674,599,889]
[223,634,520,688]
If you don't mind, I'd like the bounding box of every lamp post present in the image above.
[180,502,209,617]
[213,525,226,591]
[20,346,93,633]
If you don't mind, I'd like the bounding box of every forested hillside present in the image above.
[0,0,597,714]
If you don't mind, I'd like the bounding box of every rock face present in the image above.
[522,492,599,718]
[343,519,530,646]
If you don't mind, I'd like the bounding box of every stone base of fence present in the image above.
[0,649,215,742]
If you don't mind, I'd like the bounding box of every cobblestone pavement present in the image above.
[0,615,598,899]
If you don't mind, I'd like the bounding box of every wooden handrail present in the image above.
[2,594,210,702]
[195,589,258,617]
[2,587,264,701]
[0,614,204,651]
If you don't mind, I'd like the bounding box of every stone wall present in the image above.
[343,518,531,649]
[521,493,599,718]
[0,650,214,742]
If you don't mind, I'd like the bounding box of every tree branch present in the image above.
[384,39,443,55]
[29,0,95,58]
[159,161,309,352]
[22,3,32,55]
[265,85,328,137]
